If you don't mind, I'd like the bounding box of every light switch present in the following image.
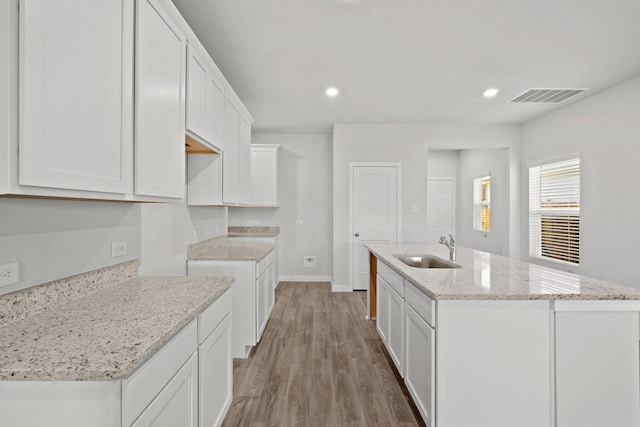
[411,204,419,213]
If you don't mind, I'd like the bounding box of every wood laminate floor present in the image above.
[222,282,425,427]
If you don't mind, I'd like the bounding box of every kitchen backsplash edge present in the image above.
[0,260,139,326]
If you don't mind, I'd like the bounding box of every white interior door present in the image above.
[427,178,455,243]
[351,165,398,291]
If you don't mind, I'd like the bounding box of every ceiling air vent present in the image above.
[509,88,588,103]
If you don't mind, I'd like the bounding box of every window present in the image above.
[473,175,491,232]
[529,156,580,265]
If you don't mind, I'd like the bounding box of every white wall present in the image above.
[139,203,227,276]
[0,198,140,294]
[520,75,640,289]
[0,196,227,293]
[228,133,333,281]
[427,150,459,178]
[333,124,521,291]
[456,149,510,255]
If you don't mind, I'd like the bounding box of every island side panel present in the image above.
[555,309,640,427]
[436,300,553,427]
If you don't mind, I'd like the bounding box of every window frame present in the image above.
[528,155,580,267]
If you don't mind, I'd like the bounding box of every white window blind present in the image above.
[529,157,580,265]
[473,175,491,232]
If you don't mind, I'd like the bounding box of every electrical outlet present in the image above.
[111,241,128,258]
[0,262,19,287]
[304,256,316,268]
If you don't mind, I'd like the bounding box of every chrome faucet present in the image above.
[439,234,456,261]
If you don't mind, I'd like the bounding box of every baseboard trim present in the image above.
[331,284,352,293]
[279,275,333,283]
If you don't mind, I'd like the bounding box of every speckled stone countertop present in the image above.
[228,226,279,237]
[367,243,640,301]
[188,236,274,262]
[0,276,233,381]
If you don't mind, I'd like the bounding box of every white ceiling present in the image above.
[172,0,640,133]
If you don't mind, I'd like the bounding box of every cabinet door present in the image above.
[237,113,251,205]
[186,48,224,151]
[376,274,389,344]
[221,95,239,204]
[256,270,268,339]
[19,0,133,194]
[206,73,224,150]
[135,0,185,198]
[404,303,435,426]
[186,48,207,141]
[267,262,275,315]
[199,314,232,427]
[387,285,404,375]
[250,145,279,207]
[132,352,198,427]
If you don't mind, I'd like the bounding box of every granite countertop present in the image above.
[188,236,274,262]
[367,243,640,301]
[0,276,233,381]
[227,226,279,238]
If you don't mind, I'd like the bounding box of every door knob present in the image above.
[355,233,360,237]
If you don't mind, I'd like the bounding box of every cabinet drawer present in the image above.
[405,281,435,327]
[198,287,233,344]
[378,261,404,297]
[122,320,198,426]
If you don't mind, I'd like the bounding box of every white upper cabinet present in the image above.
[18,0,133,194]
[186,45,224,151]
[237,112,251,205]
[186,50,207,141]
[206,74,224,150]
[250,144,279,207]
[222,94,240,204]
[135,0,186,199]
[221,93,252,206]
[3,0,252,202]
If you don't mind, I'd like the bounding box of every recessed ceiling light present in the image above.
[325,87,340,97]
[483,88,499,98]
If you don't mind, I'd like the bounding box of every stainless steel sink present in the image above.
[393,254,461,269]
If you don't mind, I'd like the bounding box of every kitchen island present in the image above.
[367,243,640,427]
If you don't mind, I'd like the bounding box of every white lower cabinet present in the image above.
[376,270,404,375]
[228,236,279,288]
[404,302,435,426]
[123,320,198,426]
[188,250,275,358]
[0,290,233,427]
[256,266,270,337]
[376,275,389,343]
[199,314,233,427]
[131,353,198,427]
[377,261,434,426]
